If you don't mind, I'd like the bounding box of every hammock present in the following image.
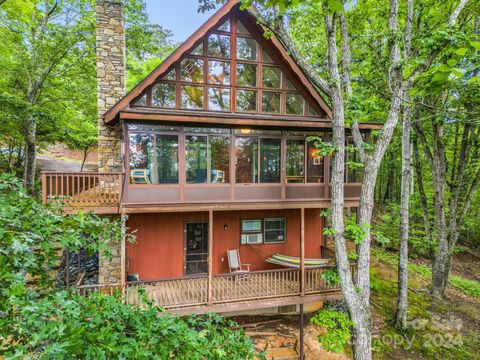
[266,254,330,268]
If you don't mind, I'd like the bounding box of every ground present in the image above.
[37,145,98,172]
[234,246,480,360]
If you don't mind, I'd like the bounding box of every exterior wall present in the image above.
[97,215,122,283]
[96,0,124,172]
[126,209,324,280]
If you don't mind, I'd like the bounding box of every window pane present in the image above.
[184,127,230,134]
[208,60,230,85]
[162,68,176,80]
[186,135,208,183]
[181,85,204,109]
[237,36,257,60]
[260,138,280,183]
[129,133,154,184]
[309,104,319,116]
[286,79,297,90]
[264,218,286,243]
[128,124,179,132]
[156,135,178,184]
[307,141,324,183]
[286,93,305,115]
[235,137,258,183]
[286,140,305,183]
[134,93,146,106]
[237,20,249,34]
[180,58,204,83]
[236,89,257,112]
[208,88,230,111]
[152,83,176,108]
[262,66,281,88]
[242,219,262,232]
[208,34,230,58]
[262,92,281,113]
[217,20,230,32]
[262,49,273,63]
[236,63,257,87]
[191,43,203,55]
[210,136,230,183]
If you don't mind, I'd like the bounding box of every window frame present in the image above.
[129,16,323,117]
[240,217,287,245]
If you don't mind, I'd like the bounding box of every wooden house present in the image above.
[41,0,376,315]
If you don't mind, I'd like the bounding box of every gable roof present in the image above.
[103,0,332,124]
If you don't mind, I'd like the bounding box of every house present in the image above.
[41,0,376,315]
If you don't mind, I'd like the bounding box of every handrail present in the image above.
[41,172,123,208]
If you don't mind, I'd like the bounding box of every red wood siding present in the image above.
[127,209,323,280]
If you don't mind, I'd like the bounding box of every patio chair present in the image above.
[227,249,250,281]
[130,169,151,184]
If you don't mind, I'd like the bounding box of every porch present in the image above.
[78,261,353,314]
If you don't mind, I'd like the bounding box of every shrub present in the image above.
[310,309,354,353]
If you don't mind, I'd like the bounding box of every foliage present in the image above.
[321,267,341,287]
[0,174,258,359]
[310,309,354,353]
[449,276,480,299]
[0,173,123,296]
[2,291,256,359]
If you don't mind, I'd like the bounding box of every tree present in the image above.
[196,0,470,358]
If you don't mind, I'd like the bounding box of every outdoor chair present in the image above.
[227,249,250,281]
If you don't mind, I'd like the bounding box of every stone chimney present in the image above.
[96,0,125,284]
[96,0,125,173]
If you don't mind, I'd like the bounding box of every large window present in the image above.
[285,139,325,183]
[128,125,179,184]
[240,218,286,244]
[186,134,230,183]
[235,136,281,184]
[130,17,322,117]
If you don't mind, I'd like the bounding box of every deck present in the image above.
[77,265,353,313]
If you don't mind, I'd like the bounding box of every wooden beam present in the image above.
[122,199,361,213]
[169,291,343,315]
[300,207,305,297]
[207,210,213,305]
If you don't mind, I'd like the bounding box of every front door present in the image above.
[184,222,208,276]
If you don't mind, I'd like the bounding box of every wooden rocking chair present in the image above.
[227,249,250,281]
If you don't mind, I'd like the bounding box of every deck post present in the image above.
[65,249,70,291]
[120,213,128,292]
[300,207,305,297]
[41,172,47,204]
[299,303,305,360]
[207,210,213,305]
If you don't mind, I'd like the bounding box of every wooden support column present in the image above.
[65,249,70,291]
[299,303,305,360]
[300,207,305,297]
[120,213,128,290]
[207,210,213,305]
[41,172,47,204]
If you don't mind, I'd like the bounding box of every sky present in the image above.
[144,0,218,43]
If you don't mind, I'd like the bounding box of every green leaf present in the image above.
[456,47,468,56]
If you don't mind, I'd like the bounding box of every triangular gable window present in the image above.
[131,15,322,117]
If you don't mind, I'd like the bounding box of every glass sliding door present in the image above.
[156,134,179,184]
[129,133,154,184]
[260,138,280,183]
[235,137,258,183]
[286,139,305,183]
[186,135,208,183]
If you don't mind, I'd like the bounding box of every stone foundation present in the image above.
[98,242,122,284]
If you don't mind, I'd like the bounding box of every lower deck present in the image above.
[79,264,352,314]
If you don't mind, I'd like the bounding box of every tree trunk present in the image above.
[80,142,92,172]
[23,116,37,194]
[394,94,412,330]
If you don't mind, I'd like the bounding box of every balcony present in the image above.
[41,172,123,214]
[77,262,354,314]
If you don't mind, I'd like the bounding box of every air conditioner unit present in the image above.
[246,233,262,244]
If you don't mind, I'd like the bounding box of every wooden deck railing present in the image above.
[77,266,351,310]
[41,172,123,208]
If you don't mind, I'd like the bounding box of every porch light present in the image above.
[224,224,228,230]
[239,128,251,134]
